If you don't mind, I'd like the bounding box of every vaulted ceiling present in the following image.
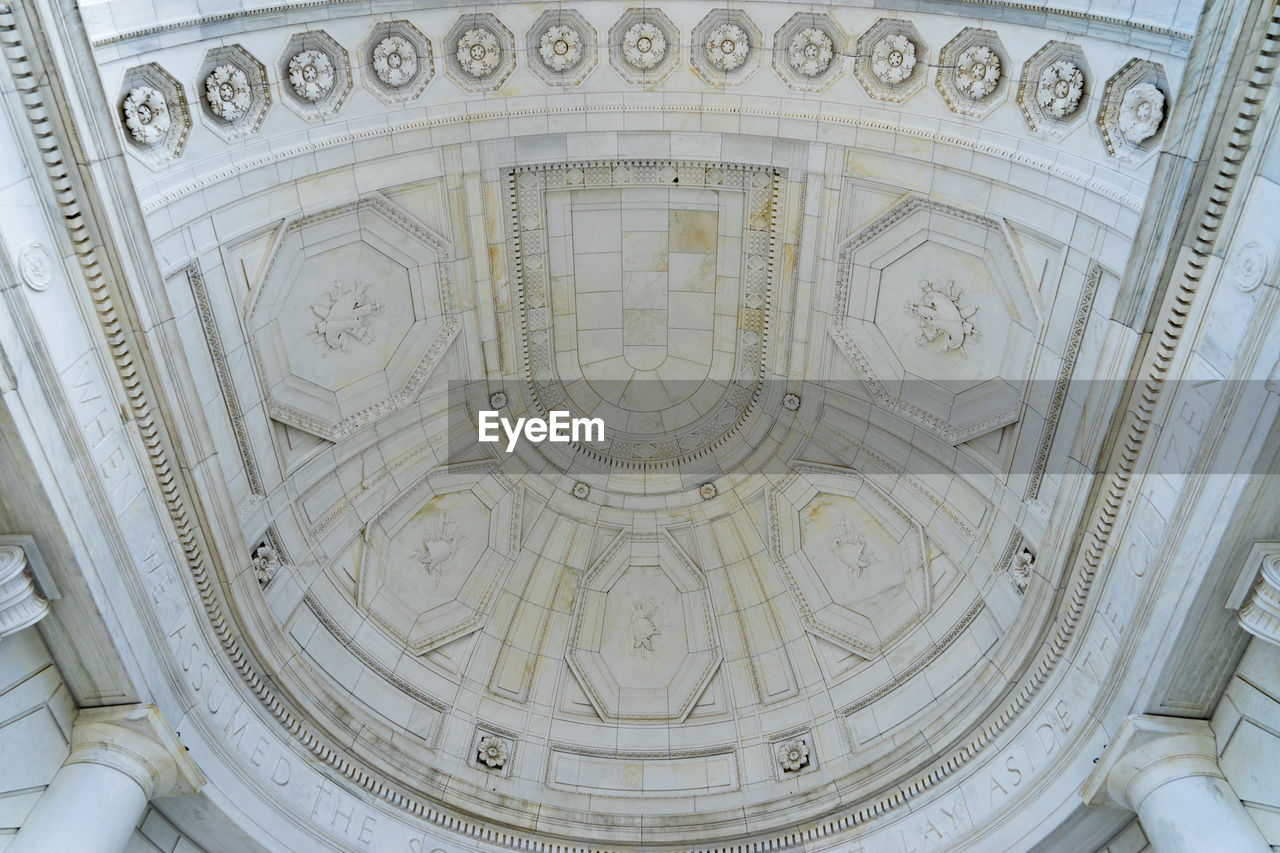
[53,0,1212,848]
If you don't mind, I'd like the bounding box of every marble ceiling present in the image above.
[39,0,1215,848]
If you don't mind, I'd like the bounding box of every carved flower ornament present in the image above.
[477,735,508,769]
[539,24,584,72]
[954,45,1001,100]
[788,27,833,77]
[778,738,810,772]
[1037,60,1084,118]
[288,49,335,101]
[705,23,750,72]
[205,64,252,121]
[1119,82,1166,144]
[372,35,418,87]
[457,28,502,78]
[622,21,667,69]
[872,34,916,85]
[122,86,170,144]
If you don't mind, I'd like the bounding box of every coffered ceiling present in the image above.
[57,0,1207,848]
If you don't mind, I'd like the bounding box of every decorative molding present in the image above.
[184,262,264,496]
[17,241,54,291]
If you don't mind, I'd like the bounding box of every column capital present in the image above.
[0,544,50,641]
[1082,714,1223,812]
[1228,543,1280,646]
[68,704,205,799]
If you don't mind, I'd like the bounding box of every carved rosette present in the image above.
[204,64,251,122]
[774,14,844,91]
[445,14,516,91]
[198,45,270,140]
[705,23,750,71]
[955,45,1001,99]
[457,28,501,78]
[18,242,54,291]
[372,36,417,87]
[540,25,583,71]
[118,63,189,163]
[529,11,597,86]
[691,10,762,85]
[610,9,679,84]
[288,50,335,101]
[872,34,916,85]
[853,19,926,103]
[1097,58,1170,161]
[1119,83,1166,144]
[936,28,1008,117]
[1037,60,1084,118]
[1017,41,1089,138]
[476,734,509,769]
[624,21,666,69]
[122,86,170,144]
[362,22,434,103]
[788,28,833,77]
[777,738,811,773]
[278,32,351,118]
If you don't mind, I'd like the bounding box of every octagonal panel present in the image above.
[118,63,190,166]
[567,532,721,722]
[691,8,763,87]
[772,12,846,93]
[362,20,435,104]
[1097,58,1170,164]
[769,474,930,657]
[527,9,598,87]
[247,196,459,441]
[853,18,928,104]
[830,195,1040,444]
[609,7,680,85]
[277,30,352,120]
[936,27,1009,119]
[197,44,270,142]
[445,13,517,93]
[357,476,520,654]
[1017,41,1090,140]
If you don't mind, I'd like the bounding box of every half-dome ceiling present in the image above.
[54,0,1208,848]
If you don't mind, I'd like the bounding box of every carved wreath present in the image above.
[122,86,170,144]
[1119,82,1166,145]
[288,49,335,101]
[1036,60,1084,118]
[205,64,252,122]
[457,28,502,78]
[372,35,418,87]
[954,45,1001,100]
[788,27,833,77]
[539,24,584,72]
[705,23,750,72]
[622,21,666,69]
[871,33,916,85]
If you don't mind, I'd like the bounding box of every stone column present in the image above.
[1082,714,1269,853]
[0,544,49,641]
[8,704,204,853]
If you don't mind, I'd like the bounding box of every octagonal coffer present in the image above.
[769,471,932,658]
[247,196,460,441]
[567,531,721,722]
[829,194,1042,445]
[357,474,521,654]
